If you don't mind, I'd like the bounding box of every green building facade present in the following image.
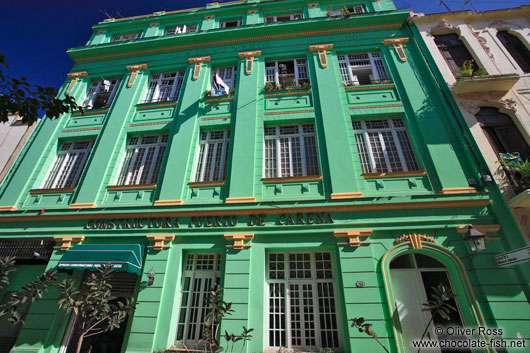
[1,1,529,352]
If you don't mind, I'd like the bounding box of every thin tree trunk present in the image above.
[373,337,390,353]
[75,333,85,353]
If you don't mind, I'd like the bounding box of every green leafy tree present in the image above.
[0,256,16,291]
[56,265,136,353]
[0,53,81,125]
[201,284,233,353]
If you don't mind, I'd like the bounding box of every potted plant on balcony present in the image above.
[500,153,530,192]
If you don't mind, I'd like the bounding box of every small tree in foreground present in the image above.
[0,256,16,291]
[56,265,136,353]
[349,317,390,353]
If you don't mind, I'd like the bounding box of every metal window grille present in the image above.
[265,59,309,89]
[82,79,120,109]
[194,130,230,182]
[116,135,168,186]
[337,52,389,85]
[352,118,419,173]
[42,140,94,189]
[0,239,54,263]
[264,124,320,178]
[109,272,138,297]
[211,66,237,96]
[267,252,340,350]
[176,253,222,345]
[143,72,184,103]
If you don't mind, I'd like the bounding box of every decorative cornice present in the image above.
[224,233,254,250]
[429,19,456,34]
[455,224,501,234]
[69,203,98,209]
[308,3,319,8]
[107,184,157,191]
[238,51,262,58]
[205,15,215,20]
[30,187,76,194]
[309,44,333,68]
[67,71,88,79]
[383,38,409,45]
[153,200,183,206]
[53,235,85,251]
[239,51,261,74]
[149,22,159,28]
[0,206,17,212]
[262,176,322,183]
[383,38,408,62]
[394,234,435,249]
[189,181,226,187]
[248,10,258,15]
[334,229,372,247]
[330,192,363,200]
[126,64,148,88]
[188,56,211,64]
[440,187,477,194]
[136,102,177,110]
[309,44,333,52]
[146,235,175,250]
[225,197,256,204]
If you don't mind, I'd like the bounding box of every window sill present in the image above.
[71,108,109,116]
[262,175,322,183]
[263,90,311,97]
[136,101,178,109]
[189,181,226,187]
[30,187,76,194]
[204,96,235,103]
[107,184,157,191]
[344,83,394,91]
[362,171,426,179]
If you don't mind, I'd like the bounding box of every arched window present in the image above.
[390,253,470,353]
[433,34,476,77]
[497,31,530,73]
[476,107,530,161]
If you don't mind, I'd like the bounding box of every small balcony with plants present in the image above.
[452,60,519,98]
[501,154,530,213]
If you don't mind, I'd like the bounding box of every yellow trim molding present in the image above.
[136,102,177,110]
[189,181,226,187]
[308,3,319,8]
[440,187,477,194]
[334,229,372,247]
[204,96,234,103]
[65,71,88,94]
[262,176,322,183]
[189,56,211,80]
[71,108,109,117]
[62,127,102,133]
[107,184,156,191]
[363,170,426,178]
[394,233,435,249]
[264,109,315,116]
[263,91,311,98]
[456,224,501,234]
[224,233,254,250]
[349,104,402,110]
[383,38,409,62]
[53,236,85,251]
[330,192,363,200]
[0,205,17,212]
[69,203,98,209]
[225,197,256,204]
[201,116,232,121]
[309,44,333,68]
[146,234,175,250]
[30,187,76,194]
[129,121,173,127]
[239,51,261,75]
[345,84,395,91]
[153,200,184,206]
[126,64,148,88]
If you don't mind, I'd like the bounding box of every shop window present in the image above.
[210,66,237,96]
[476,107,530,161]
[433,34,476,77]
[267,252,340,349]
[221,19,241,28]
[328,5,365,17]
[82,79,120,109]
[176,253,222,345]
[352,118,419,173]
[165,24,197,35]
[41,140,94,189]
[194,130,230,182]
[143,72,184,103]
[115,135,168,186]
[390,253,469,352]
[112,32,141,42]
[496,31,530,73]
[265,13,302,23]
[265,59,309,90]
[338,52,389,85]
[264,124,320,179]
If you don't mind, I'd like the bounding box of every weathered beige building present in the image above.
[413,6,530,243]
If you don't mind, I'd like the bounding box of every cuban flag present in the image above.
[215,72,230,95]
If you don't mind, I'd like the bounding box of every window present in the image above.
[210,66,237,96]
[144,72,184,103]
[265,13,302,23]
[116,135,168,186]
[82,79,120,109]
[112,33,140,42]
[221,20,241,28]
[176,253,222,345]
[264,124,320,178]
[194,130,230,182]
[42,140,94,189]
[165,24,197,35]
[338,52,388,85]
[265,59,309,90]
[267,252,340,350]
[496,31,530,73]
[352,118,419,173]
[0,239,54,264]
[328,5,365,17]
[433,34,476,77]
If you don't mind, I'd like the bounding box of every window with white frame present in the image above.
[210,66,237,96]
[112,32,141,42]
[116,135,168,186]
[338,53,389,85]
[143,72,184,103]
[267,252,340,350]
[165,24,197,35]
[328,5,365,17]
[82,79,120,109]
[264,124,320,179]
[265,59,309,90]
[221,19,241,28]
[352,118,420,173]
[41,140,94,189]
[176,253,222,345]
[265,13,302,23]
[194,130,230,182]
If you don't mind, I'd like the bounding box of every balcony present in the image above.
[452,74,520,99]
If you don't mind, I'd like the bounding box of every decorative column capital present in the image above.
[53,236,85,251]
[308,3,319,9]
[334,229,372,247]
[383,38,409,62]
[394,234,435,249]
[239,51,261,75]
[189,56,211,80]
[309,44,333,68]
[224,233,254,250]
[126,64,149,88]
[146,234,175,250]
[66,72,88,94]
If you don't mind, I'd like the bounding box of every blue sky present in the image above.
[0,0,527,91]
